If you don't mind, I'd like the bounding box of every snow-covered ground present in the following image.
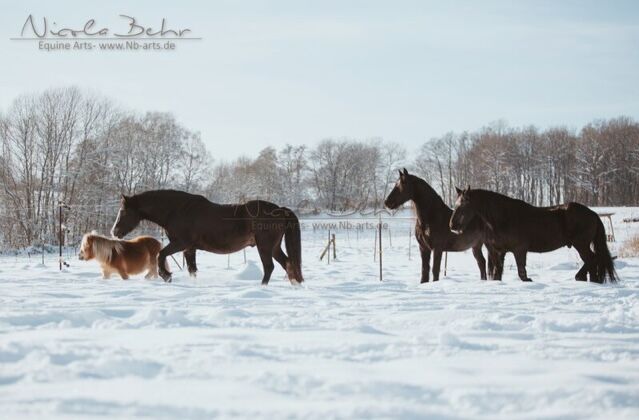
[1,208,639,419]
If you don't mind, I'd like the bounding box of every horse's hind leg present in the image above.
[494,252,505,280]
[274,240,300,285]
[184,248,197,278]
[472,245,487,280]
[513,250,533,282]
[574,243,596,282]
[256,239,276,285]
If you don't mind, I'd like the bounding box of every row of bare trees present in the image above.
[415,118,639,207]
[0,88,211,248]
[2,87,638,249]
[204,139,406,212]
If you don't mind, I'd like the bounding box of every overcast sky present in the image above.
[1,0,638,159]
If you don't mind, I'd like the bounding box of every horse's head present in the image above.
[78,233,95,260]
[384,168,414,209]
[450,186,476,234]
[111,194,141,238]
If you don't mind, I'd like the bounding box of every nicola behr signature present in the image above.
[21,14,192,38]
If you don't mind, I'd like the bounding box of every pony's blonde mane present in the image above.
[82,232,124,263]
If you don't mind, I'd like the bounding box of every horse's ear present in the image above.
[466,185,471,192]
[398,169,403,178]
[455,186,463,196]
[121,194,129,204]
[402,168,409,176]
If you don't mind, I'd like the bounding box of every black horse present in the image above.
[384,169,488,282]
[111,190,304,285]
[449,187,617,284]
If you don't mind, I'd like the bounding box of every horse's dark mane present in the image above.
[133,189,205,201]
[408,174,450,224]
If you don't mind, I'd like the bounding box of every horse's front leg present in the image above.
[513,250,533,282]
[418,242,431,283]
[183,248,197,278]
[158,241,187,283]
[432,249,443,281]
[472,245,487,280]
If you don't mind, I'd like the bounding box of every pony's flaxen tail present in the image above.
[593,217,618,284]
[282,207,304,284]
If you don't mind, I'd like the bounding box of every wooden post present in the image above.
[327,229,331,264]
[243,248,247,264]
[378,218,383,281]
[373,227,377,262]
[408,229,412,260]
[59,202,63,271]
[607,215,616,242]
[227,254,231,269]
[332,233,336,260]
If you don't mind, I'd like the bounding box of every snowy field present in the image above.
[1,208,639,419]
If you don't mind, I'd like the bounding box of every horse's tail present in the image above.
[593,216,618,284]
[282,207,304,284]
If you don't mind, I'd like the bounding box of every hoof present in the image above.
[420,279,429,284]
[189,271,197,278]
[522,278,533,282]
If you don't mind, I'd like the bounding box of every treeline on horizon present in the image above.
[1,87,638,248]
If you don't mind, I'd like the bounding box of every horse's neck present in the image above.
[412,183,450,227]
[474,192,506,230]
[138,196,175,228]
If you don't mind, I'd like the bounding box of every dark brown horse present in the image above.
[449,187,618,284]
[111,190,304,285]
[384,169,488,283]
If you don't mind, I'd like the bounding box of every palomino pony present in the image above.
[384,169,488,282]
[449,187,618,284]
[78,232,165,280]
[111,190,304,285]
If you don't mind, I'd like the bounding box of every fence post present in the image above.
[59,203,63,270]
[378,217,383,281]
[373,227,377,262]
[332,233,336,260]
[327,229,331,264]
